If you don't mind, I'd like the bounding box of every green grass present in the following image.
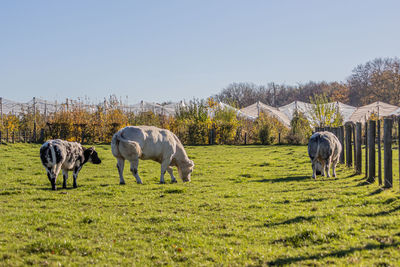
[1,143,400,266]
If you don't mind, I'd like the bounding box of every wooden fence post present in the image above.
[384,118,393,188]
[378,120,382,185]
[398,117,400,190]
[352,125,356,171]
[367,120,376,183]
[339,126,345,164]
[0,130,2,144]
[345,124,352,167]
[12,131,15,143]
[365,121,368,178]
[6,129,9,143]
[355,122,362,174]
[244,132,247,145]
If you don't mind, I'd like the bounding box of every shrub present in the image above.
[212,106,239,144]
[286,111,312,145]
[255,113,289,145]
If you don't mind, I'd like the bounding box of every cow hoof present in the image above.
[159,181,165,184]
[120,181,126,185]
[171,180,177,184]
[73,185,78,188]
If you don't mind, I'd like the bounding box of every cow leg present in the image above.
[62,169,68,189]
[332,159,338,177]
[311,161,316,179]
[50,165,62,191]
[130,158,142,184]
[160,158,172,184]
[46,169,52,183]
[73,166,82,188]
[117,158,126,185]
[167,166,177,183]
[325,159,331,178]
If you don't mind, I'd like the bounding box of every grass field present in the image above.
[1,143,400,266]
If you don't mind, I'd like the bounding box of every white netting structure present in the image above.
[1,97,399,125]
[278,101,314,122]
[348,101,399,123]
[0,97,184,117]
[208,102,256,120]
[240,101,291,128]
[277,101,356,124]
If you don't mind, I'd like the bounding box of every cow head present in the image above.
[178,159,194,182]
[311,160,323,176]
[84,147,102,164]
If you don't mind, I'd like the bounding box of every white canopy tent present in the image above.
[278,101,313,122]
[208,102,256,120]
[240,101,291,128]
[348,101,399,123]
[278,101,356,123]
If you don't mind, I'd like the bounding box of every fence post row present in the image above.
[339,126,345,164]
[33,97,37,143]
[398,117,400,191]
[367,120,376,183]
[351,125,356,172]
[345,124,353,167]
[384,118,393,188]
[355,122,362,174]
[364,121,368,178]
[377,120,382,185]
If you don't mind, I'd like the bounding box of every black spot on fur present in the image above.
[40,146,48,165]
[54,146,63,164]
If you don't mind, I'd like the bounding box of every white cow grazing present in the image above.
[111,126,194,184]
[308,131,342,179]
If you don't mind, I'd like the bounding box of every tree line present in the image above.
[214,57,400,108]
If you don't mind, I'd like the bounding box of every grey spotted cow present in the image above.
[308,131,342,179]
[40,139,101,190]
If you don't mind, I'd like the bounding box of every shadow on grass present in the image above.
[361,205,400,217]
[253,176,309,183]
[356,180,372,187]
[299,197,327,203]
[38,186,78,191]
[268,242,400,265]
[368,188,384,196]
[263,215,316,227]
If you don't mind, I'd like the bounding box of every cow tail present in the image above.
[111,132,142,158]
[111,133,121,158]
[314,135,321,164]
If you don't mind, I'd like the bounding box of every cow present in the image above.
[40,139,101,190]
[308,131,342,179]
[111,126,194,184]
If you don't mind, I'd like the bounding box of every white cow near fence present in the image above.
[308,131,342,179]
[111,126,194,184]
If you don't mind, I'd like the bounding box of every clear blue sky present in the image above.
[1,0,399,103]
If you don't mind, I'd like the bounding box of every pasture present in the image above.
[1,144,400,266]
